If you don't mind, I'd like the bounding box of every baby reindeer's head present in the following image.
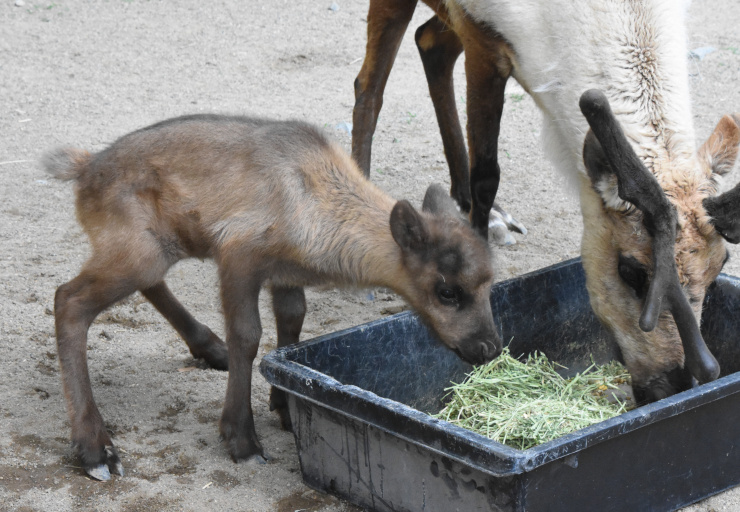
[389,184,501,365]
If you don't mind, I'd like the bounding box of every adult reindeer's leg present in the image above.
[268,286,306,431]
[141,282,228,370]
[55,270,144,481]
[461,28,513,239]
[415,15,524,243]
[218,262,265,462]
[352,0,417,176]
[414,15,470,213]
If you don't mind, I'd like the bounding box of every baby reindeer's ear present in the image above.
[422,183,462,219]
[390,200,429,253]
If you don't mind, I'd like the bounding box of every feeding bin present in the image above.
[259,258,740,512]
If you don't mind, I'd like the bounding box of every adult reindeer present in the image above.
[353,0,740,402]
[44,115,501,480]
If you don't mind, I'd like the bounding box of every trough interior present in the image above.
[286,259,740,415]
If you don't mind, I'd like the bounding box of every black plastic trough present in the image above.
[259,258,740,512]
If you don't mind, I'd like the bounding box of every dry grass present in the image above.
[435,348,632,449]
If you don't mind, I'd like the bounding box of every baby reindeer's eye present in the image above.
[436,283,461,306]
[617,254,649,299]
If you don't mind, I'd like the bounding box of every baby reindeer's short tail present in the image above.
[41,147,91,180]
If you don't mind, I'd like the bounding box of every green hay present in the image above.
[434,348,632,450]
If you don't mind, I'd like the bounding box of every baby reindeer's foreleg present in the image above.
[141,282,228,370]
[218,262,265,463]
[269,286,307,431]
[55,270,141,481]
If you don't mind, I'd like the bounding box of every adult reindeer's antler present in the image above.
[579,89,720,384]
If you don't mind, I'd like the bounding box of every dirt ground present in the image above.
[1,1,739,511]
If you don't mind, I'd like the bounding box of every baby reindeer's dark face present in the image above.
[390,184,501,365]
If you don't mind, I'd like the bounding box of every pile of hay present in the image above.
[435,348,632,449]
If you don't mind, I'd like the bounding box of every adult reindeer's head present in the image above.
[578,90,740,403]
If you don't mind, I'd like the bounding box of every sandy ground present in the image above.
[1,1,739,511]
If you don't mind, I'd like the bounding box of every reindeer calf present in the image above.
[43,114,501,480]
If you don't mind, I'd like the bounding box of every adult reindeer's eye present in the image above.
[618,254,649,299]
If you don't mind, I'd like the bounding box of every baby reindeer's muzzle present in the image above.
[455,326,502,366]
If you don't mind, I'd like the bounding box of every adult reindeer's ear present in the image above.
[422,183,464,220]
[390,200,429,253]
[702,114,740,244]
[699,114,740,177]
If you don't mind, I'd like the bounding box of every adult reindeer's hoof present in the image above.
[489,202,527,245]
[83,445,124,481]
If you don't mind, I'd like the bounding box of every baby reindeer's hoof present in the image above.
[489,202,527,245]
[220,418,267,463]
[223,435,268,464]
[273,407,292,432]
[269,387,292,432]
[190,331,229,371]
[83,445,124,481]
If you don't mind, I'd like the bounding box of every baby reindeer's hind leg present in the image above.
[269,286,306,431]
[54,270,142,481]
[141,282,228,370]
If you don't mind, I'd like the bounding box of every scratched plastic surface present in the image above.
[260,258,740,512]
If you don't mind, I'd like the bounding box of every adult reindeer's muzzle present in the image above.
[579,89,720,385]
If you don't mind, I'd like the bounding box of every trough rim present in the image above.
[259,259,740,477]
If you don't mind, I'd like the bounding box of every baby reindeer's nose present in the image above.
[453,324,502,365]
[480,338,502,363]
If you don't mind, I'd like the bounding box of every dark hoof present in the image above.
[192,333,229,371]
[220,431,265,463]
[269,388,292,432]
[226,440,265,463]
[83,445,123,481]
[275,408,292,432]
